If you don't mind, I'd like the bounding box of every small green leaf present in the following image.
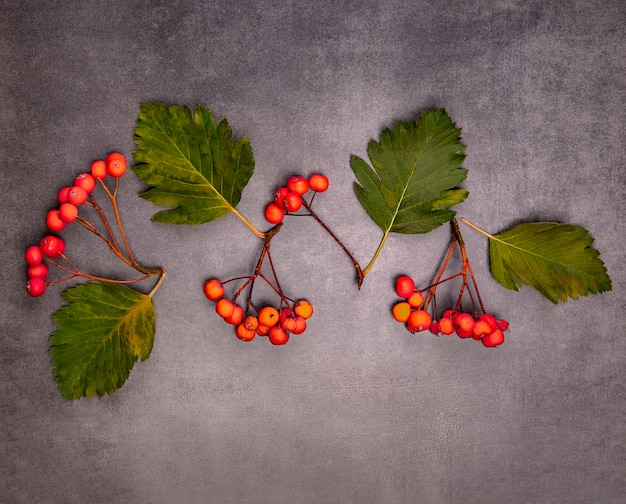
[132,102,254,225]
[351,108,468,235]
[49,282,156,400]
[488,222,612,303]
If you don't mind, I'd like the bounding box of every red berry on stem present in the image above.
[496,319,510,331]
[58,202,79,223]
[203,278,225,301]
[406,291,424,308]
[67,186,88,206]
[265,202,285,224]
[395,275,415,298]
[472,319,493,340]
[46,209,66,232]
[216,298,235,319]
[106,152,127,178]
[236,323,256,342]
[225,305,244,325]
[90,159,108,180]
[438,317,455,335]
[27,263,48,279]
[308,173,329,192]
[479,313,498,332]
[291,317,307,335]
[287,175,309,195]
[407,309,432,332]
[268,326,289,345]
[25,245,43,266]
[392,301,411,323]
[40,235,65,258]
[282,192,302,212]
[57,186,71,204]
[274,187,289,206]
[453,312,475,333]
[482,329,505,348]
[74,173,96,193]
[26,277,46,297]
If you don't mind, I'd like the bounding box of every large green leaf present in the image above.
[132,102,254,224]
[489,222,612,303]
[351,108,468,235]
[49,282,156,400]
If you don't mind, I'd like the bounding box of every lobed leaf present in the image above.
[489,222,612,303]
[49,282,156,400]
[132,102,254,225]
[351,108,468,235]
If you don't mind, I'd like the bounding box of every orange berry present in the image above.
[106,152,127,178]
[225,305,244,325]
[438,317,455,335]
[258,306,279,328]
[215,298,235,318]
[256,324,270,336]
[282,317,297,333]
[406,309,432,332]
[392,301,411,323]
[90,159,107,180]
[294,300,313,319]
[236,323,256,342]
[243,315,258,331]
[58,203,79,223]
[308,173,329,192]
[291,317,307,335]
[473,319,493,340]
[406,291,424,308]
[203,278,224,301]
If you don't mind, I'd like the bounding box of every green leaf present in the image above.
[49,282,156,400]
[351,108,468,235]
[488,222,612,304]
[132,102,254,225]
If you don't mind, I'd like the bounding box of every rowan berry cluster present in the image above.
[392,275,508,347]
[204,278,314,345]
[24,152,163,298]
[264,173,329,224]
[390,219,509,348]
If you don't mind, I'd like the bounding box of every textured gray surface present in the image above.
[1,1,625,503]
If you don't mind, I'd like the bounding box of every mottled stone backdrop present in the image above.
[1,1,624,503]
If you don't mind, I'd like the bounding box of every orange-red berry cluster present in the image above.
[203,278,314,345]
[392,275,508,348]
[24,152,127,297]
[265,173,329,224]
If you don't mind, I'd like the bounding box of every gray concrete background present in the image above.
[1,1,625,503]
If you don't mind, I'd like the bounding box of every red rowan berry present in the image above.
[58,203,79,223]
[395,275,414,298]
[27,263,48,279]
[268,326,289,345]
[287,175,309,195]
[407,309,432,332]
[438,317,455,335]
[279,308,293,324]
[282,316,297,333]
[236,323,256,342]
[479,313,497,332]
[308,173,329,192]
[25,245,43,266]
[67,186,88,206]
[406,291,424,308]
[224,305,244,325]
[46,209,66,232]
[482,329,505,348]
[429,320,440,335]
[26,277,46,297]
[215,298,235,319]
[106,152,127,178]
[282,192,302,212]
[453,312,475,333]
[40,235,65,258]
[265,202,285,224]
[74,173,96,194]
[258,306,279,328]
[243,315,259,331]
[496,319,510,331]
[57,186,71,204]
[256,324,270,336]
[203,278,224,301]
[294,300,313,319]
[291,316,307,335]
[472,319,492,340]
[90,159,108,180]
[274,187,289,206]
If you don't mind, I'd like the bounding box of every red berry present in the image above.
[308,173,329,192]
[282,192,302,212]
[438,317,455,335]
[265,202,285,224]
[282,316,297,333]
[216,298,235,319]
[90,159,108,180]
[26,277,46,297]
[482,329,505,348]
[395,275,414,298]
[273,187,289,206]
[291,317,307,335]
[429,321,440,335]
[268,326,289,345]
[46,209,66,232]
[57,186,71,204]
[496,319,510,331]
[58,203,79,223]
[25,245,43,266]
[479,313,498,332]
[453,312,475,333]
[406,291,424,308]
[67,186,88,206]
[406,309,432,332]
[279,308,293,324]
[236,323,256,342]
[286,175,309,195]
[225,305,244,326]
[472,319,493,340]
[39,235,65,258]
[106,152,127,178]
[392,301,411,323]
[27,263,49,279]
[74,173,96,193]
[203,278,224,301]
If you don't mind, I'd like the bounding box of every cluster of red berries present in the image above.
[24,152,127,297]
[392,275,508,348]
[265,173,329,224]
[204,279,314,345]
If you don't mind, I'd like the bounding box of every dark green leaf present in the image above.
[132,103,254,225]
[49,282,156,400]
[351,108,468,235]
[489,222,612,303]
